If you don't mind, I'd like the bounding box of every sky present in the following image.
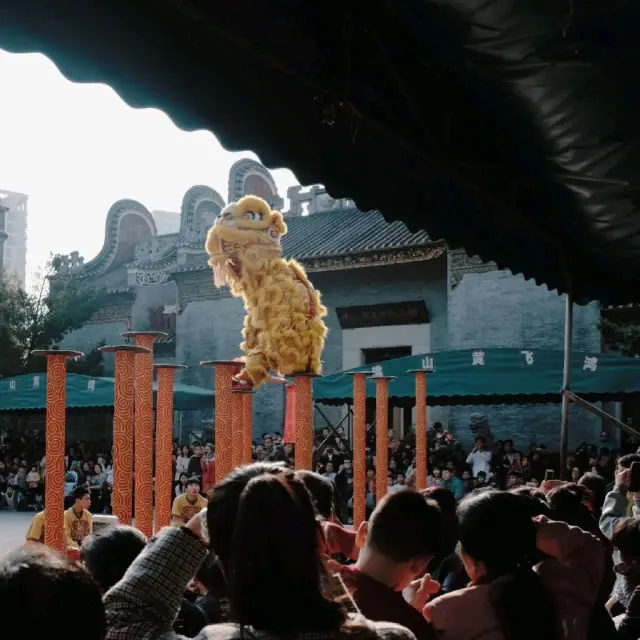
[0,50,302,280]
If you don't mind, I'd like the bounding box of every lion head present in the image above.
[205,195,287,287]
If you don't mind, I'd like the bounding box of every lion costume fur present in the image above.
[205,195,327,387]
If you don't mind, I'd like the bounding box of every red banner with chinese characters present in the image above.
[283,384,296,444]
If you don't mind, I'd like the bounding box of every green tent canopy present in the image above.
[0,373,214,412]
[313,348,640,406]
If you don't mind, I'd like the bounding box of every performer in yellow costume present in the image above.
[206,195,328,388]
[25,510,46,544]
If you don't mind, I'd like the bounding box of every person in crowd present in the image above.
[172,476,208,526]
[336,489,444,639]
[422,486,469,596]
[25,508,46,544]
[82,525,147,592]
[0,544,106,639]
[610,517,640,637]
[202,442,215,496]
[188,443,205,482]
[298,469,359,561]
[104,462,415,640]
[176,472,189,497]
[176,445,191,480]
[600,459,640,615]
[426,467,442,489]
[64,486,93,550]
[466,436,492,478]
[389,472,408,493]
[579,471,608,517]
[440,468,463,500]
[424,490,605,640]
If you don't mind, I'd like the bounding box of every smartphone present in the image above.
[629,461,640,493]
[544,469,555,482]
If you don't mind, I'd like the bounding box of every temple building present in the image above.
[56,159,602,449]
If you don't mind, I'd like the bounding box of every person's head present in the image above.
[182,445,189,457]
[263,436,273,450]
[193,443,203,457]
[31,465,37,473]
[618,453,640,469]
[205,443,213,456]
[578,472,607,514]
[396,472,406,486]
[457,491,557,640]
[462,469,471,481]
[207,462,286,576]
[179,473,188,486]
[228,468,345,633]
[82,462,91,473]
[504,440,513,453]
[422,485,459,553]
[432,467,442,478]
[72,486,91,511]
[94,463,102,475]
[434,422,443,434]
[475,437,486,450]
[81,526,147,592]
[613,517,640,589]
[297,470,334,520]
[389,458,397,471]
[366,468,375,480]
[283,443,293,456]
[506,470,522,488]
[476,471,487,484]
[187,477,201,497]
[322,428,330,439]
[357,490,444,591]
[325,461,334,474]
[0,545,105,639]
[342,458,352,471]
[442,468,452,482]
[547,483,597,533]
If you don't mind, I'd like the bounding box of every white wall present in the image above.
[341,324,430,436]
[342,324,431,371]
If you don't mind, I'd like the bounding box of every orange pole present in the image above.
[123,331,166,538]
[154,364,187,532]
[100,345,150,525]
[231,392,243,468]
[350,371,368,528]
[32,349,82,553]
[373,376,395,503]
[241,391,254,464]
[416,371,428,489]
[294,374,316,470]
[201,360,239,482]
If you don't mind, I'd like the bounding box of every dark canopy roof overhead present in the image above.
[3,1,640,304]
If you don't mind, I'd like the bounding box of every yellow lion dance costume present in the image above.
[205,195,327,388]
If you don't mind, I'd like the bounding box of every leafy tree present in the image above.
[68,340,107,377]
[0,257,105,378]
[600,317,640,357]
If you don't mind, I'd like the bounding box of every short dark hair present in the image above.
[618,454,640,469]
[0,545,105,639]
[297,470,334,520]
[367,490,444,563]
[81,525,147,592]
[187,476,201,487]
[72,486,90,502]
[613,518,640,560]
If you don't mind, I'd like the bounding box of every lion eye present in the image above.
[243,211,264,221]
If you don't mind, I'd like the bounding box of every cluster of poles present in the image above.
[33,333,432,552]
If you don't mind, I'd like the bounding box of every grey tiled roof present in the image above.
[282,208,435,258]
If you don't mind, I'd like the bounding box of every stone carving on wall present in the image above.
[135,271,169,286]
[178,277,231,305]
[305,246,446,273]
[87,304,132,325]
[450,248,498,289]
[133,236,176,264]
[180,186,226,242]
[227,158,283,210]
[286,185,355,217]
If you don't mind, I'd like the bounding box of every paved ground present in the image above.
[0,511,34,556]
